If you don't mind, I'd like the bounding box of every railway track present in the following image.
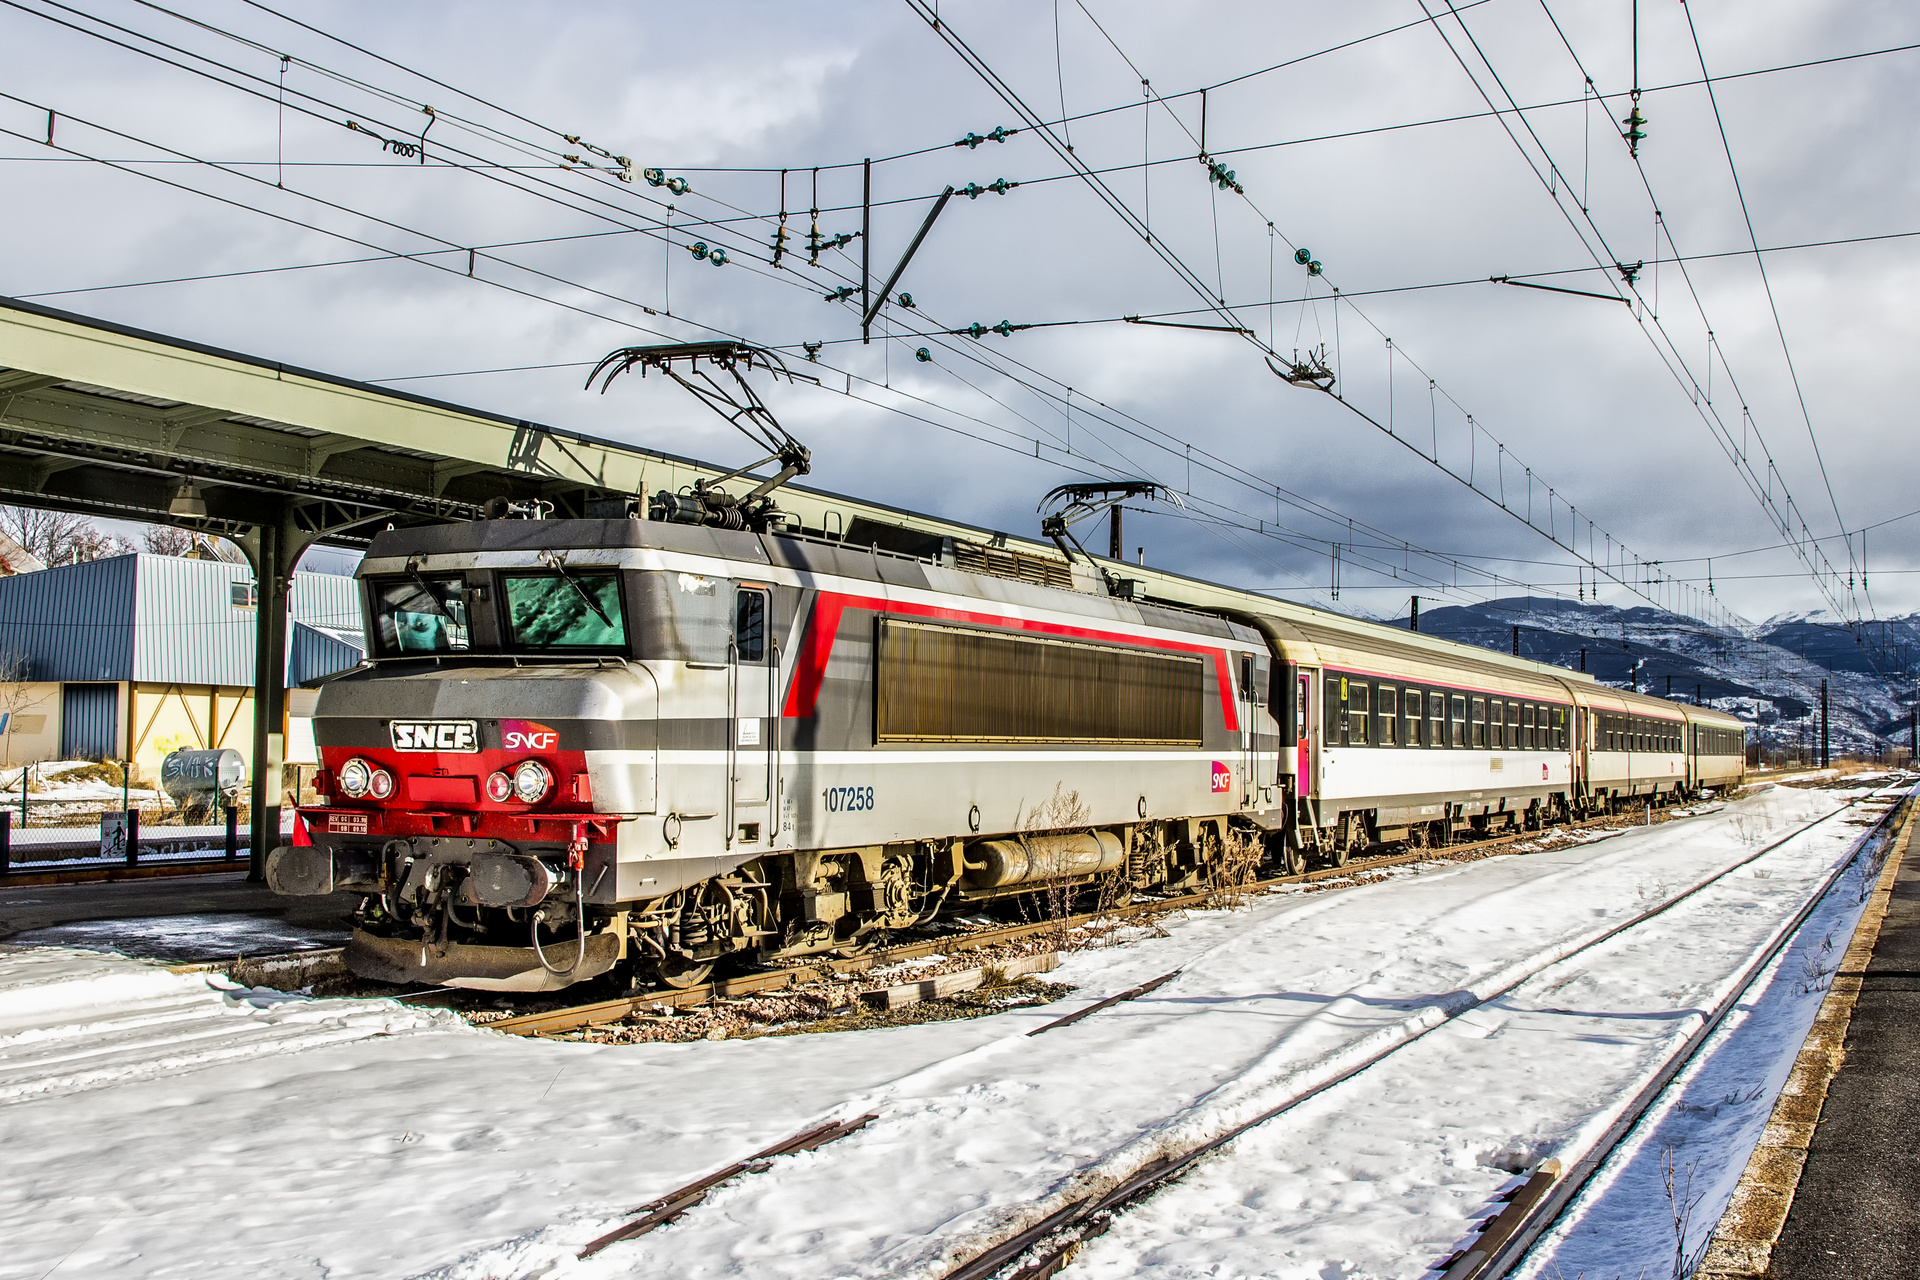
[1437,778,1913,1279]
[481,807,1675,1037]
[130,797,1729,1033]
[924,778,1914,1280]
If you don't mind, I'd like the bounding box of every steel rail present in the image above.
[933,782,1907,1280]
[1455,777,1916,1278]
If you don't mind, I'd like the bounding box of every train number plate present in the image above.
[389,720,479,752]
[329,811,369,835]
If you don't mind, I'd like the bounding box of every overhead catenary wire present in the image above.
[903,0,1740,631]
[1396,2,1835,631]
[1678,0,1857,601]
[1532,2,1871,624]
[3,1,1858,625]
[0,73,1510,618]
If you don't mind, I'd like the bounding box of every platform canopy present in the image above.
[0,296,724,546]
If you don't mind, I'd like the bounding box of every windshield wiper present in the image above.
[407,568,458,623]
[539,552,616,630]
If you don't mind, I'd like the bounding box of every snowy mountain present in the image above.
[1386,597,1919,759]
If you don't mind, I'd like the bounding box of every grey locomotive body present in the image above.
[271,515,1276,990]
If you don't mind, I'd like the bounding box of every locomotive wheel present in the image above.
[1280,841,1306,876]
[651,954,714,989]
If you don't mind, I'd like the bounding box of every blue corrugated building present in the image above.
[0,552,363,776]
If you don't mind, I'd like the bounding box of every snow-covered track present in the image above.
[934,780,1913,1280]
[1449,777,1915,1280]
[482,814,1658,1038]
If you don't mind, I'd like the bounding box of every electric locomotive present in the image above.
[267,342,1745,991]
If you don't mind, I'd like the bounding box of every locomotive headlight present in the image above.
[511,759,552,804]
[484,771,514,804]
[367,767,395,801]
[338,757,372,798]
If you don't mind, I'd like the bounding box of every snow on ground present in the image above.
[1063,791,1899,1279]
[8,912,350,964]
[0,783,1887,1280]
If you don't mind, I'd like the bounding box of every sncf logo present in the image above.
[502,719,560,752]
[390,720,478,752]
[1211,762,1232,793]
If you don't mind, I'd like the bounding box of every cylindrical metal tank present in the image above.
[160,748,246,817]
[963,830,1126,888]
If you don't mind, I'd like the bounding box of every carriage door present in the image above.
[1297,673,1313,794]
[729,587,772,849]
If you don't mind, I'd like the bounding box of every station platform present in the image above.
[1698,792,1920,1278]
[1767,811,1920,1276]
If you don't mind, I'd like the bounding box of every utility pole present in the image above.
[1511,625,1519,656]
[1579,647,1587,673]
[860,158,871,343]
[1409,595,1419,633]
[1820,679,1830,767]
[1108,504,1122,561]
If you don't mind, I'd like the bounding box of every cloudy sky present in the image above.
[1,0,1914,624]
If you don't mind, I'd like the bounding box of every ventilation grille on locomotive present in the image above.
[951,540,1076,590]
[876,617,1203,744]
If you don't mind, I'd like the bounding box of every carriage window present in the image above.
[1489,699,1505,749]
[1450,695,1467,748]
[1327,676,1344,743]
[1379,686,1398,745]
[1429,692,1446,747]
[1348,683,1371,745]
[1552,707,1566,749]
[1521,704,1536,750]
[1405,688,1423,746]
[734,589,767,663]
[1470,697,1486,748]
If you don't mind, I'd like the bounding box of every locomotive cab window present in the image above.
[372,575,471,655]
[734,588,768,662]
[501,571,627,651]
